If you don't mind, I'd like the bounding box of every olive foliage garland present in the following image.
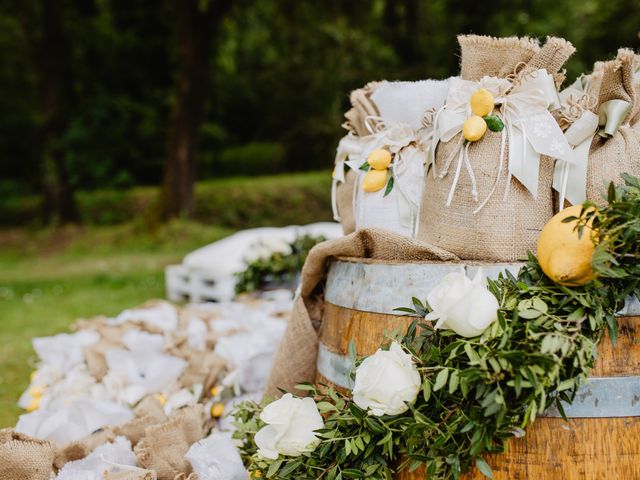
[233,176,640,480]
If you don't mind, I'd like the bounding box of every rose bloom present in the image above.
[353,342,421,416]
[426,268,499,338]
[254,394,324,459]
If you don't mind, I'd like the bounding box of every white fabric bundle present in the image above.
[112,303,179,332]
[33,330,100,373]
[102,348,187,405]
[56,436,138,479]
[341,80,450,237]
[16,398,133,443]
[185,431,248,480]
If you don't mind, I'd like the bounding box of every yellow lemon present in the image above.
[211,403,225,418]
[210,386,221,397]
[26,398,40,412]
[362,169,388,193]
[470,88,495,117]
[367,149,392,170]
[462,115,487,142]
[537,205,598,286]
[30,385,45,398]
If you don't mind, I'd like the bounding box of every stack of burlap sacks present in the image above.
[1,402,209,480]
[1,302,229,480]
[265,35,640,396]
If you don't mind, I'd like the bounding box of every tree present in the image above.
[157,0,232,219]
[18,0,79,223]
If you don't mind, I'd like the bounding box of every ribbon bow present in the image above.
[552,82,632,206]
[431,70,572,211]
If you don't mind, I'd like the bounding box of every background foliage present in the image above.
[0,0,639,211]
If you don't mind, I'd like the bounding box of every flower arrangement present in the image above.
[235,234,326,294]
[233,175,640,480]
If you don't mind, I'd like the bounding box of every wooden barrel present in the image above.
[316,258,640,480]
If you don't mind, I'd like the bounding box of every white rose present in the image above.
[352,342,421,417]
[426,267,499,338]
[260,237,293,256]
[254,394,324,459]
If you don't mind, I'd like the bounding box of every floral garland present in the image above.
[235,234,326,294]
[233,176,640,480]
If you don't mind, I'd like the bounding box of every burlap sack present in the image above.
[335,168,357,235]
[84,336,122,380]
[113,414,159,447]
[263,229,459,397]
[134,395,168,423]
[334,82,381,235]
[103,468,158,480]
[417,36,574,262]
[458,35,540,81]
[54,427,115,469]
[0,429,56,480]
[179,351,227,392]
[134,405,207,480]
[342,81,380,136]
[586,49,640,202]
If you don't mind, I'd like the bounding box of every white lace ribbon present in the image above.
[552,110,599,207]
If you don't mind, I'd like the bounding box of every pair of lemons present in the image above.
[463,88,496,142]
[362,149,392,193]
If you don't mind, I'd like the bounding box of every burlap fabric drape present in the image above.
[417,35,575,262]
[585,49,640,202]
[263,229,459,397]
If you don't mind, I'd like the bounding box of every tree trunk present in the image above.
[158,0,231,219]
[23,0,79,224]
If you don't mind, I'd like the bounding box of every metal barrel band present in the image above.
[317,343,640,418]
[325,260,640,317]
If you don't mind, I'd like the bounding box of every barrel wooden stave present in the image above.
[317,260,640,480]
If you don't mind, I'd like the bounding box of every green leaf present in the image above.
[476,457,494,479]
[422,380,432,402]
[383,174,394,197]
[433,368,449,391]
[342,469,366,478]
[359,161,370,171]
[483,115,504,132]
[519,308,542,319]
[448,370,460,394]
[266,459,283,478]
[317,401,337,413]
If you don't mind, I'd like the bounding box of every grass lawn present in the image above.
[0,220,235,427]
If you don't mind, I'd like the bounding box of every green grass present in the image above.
[0,220,235,427]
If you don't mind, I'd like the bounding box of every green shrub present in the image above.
[216,142,286,176]
[0,171,334,229]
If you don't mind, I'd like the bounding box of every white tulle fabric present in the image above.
[16,398,133,443]
[102,348,187,405]
[55,436,138,479]
[186,431,248,480]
